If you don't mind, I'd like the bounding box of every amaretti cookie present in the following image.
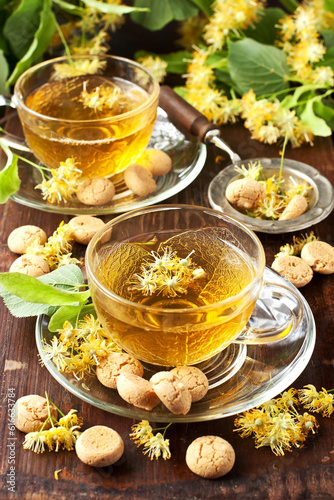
[76,177,115,206]
[8,225,47,254]
[301,241,334,274]
[279,195,308,220]
[123,164,157,196]
[75,425,124,467]
[96,352,144,389]
[170,366,209,402]
[69,215,105,245]
[14,394,57,433]
[116,373,160,411]
[271,255,313,288]
[225,178,265,210]
[186,436,235,479]
[10,255,50,277]
[150,371,192,415]
[141,149,172,176]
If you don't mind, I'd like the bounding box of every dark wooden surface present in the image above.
[1,116,334,499]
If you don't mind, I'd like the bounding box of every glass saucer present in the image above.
[35,267,315,423]
[7,108,206,215]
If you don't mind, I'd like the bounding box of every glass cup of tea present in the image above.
[1,55,159,178]
[86,204,303,367]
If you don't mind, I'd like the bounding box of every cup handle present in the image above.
[234,281,303,345]
[0,95,31,152]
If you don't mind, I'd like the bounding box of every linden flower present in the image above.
[143,433,171,461]
[51,58,106,80]
[137,55,168,83]
[203,0,265,52]
[130,420,154,446]
[275,232,318,259]
[26,221,76,271]
[58,410,83,430]
[253,196,286,220]
[299,386,334,417]
[79,81,121,112]
[130,247,206,298]
[177,15,207,49]
[70,31,109,56]
[35,158,82,205]
[234,160,262,181]
[23,432,46,454]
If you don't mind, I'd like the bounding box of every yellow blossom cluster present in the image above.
[41,314,121,380]
[25,220,78,270]
[240,90,314,147]
[130,420,171,460]
[203,0,266,52]
[52,58,107,81]
[275,232,318,259]
[184,48,240,124]
[129,246,206,298]
[23,395,82,454]
[235,385,333,455]
[137,55,168,83]
[35,158,82,205]
[278,2,334,85]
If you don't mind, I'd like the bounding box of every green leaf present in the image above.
[7,0,56,86]
[324,0,334,13]
[135,49,190,74]
[320,29,334,48]
[313,100,334,129]
[39,264,85,289]
[188,0,212,16]
[300,100,332,136]
[0,139,21,203]
[0,264,87,318]
[131,0,198,31]
[319,46,334,70]
[0,283,57,317]
[80,0,148,14]
[0,50,9,93]
[244,8,285,45]
[51,0,86,16]
[0,272,90,305]
[4,0,43,60]
[48,303,97,332]
[228,38,290,96]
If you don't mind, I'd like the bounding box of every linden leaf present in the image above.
[131,0,198,31]
[0,272,90,305]
[0,139,21,203]
[228,38,290,95]
[48,303,97,332]
[300,100,332,137]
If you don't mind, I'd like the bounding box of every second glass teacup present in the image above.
[86,205,303,367]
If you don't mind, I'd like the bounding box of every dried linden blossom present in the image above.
[234,385,333,456]
[128,247,206,298]
[275,232,318,259]
[130,421,172,460]
[51,58,107,81]
[40,314,121,380]
[35,158,82,205]
[25,220,79,271]
[23,393,82,454]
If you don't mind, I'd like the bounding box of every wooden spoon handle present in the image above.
[159,85,219,143]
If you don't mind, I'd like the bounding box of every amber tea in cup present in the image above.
[85,205,302,367]
[11,55,159,178]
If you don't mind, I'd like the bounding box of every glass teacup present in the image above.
[1,55,159,178]
[86,205,303,367]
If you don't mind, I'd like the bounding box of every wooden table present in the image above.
[1,118,333,499]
